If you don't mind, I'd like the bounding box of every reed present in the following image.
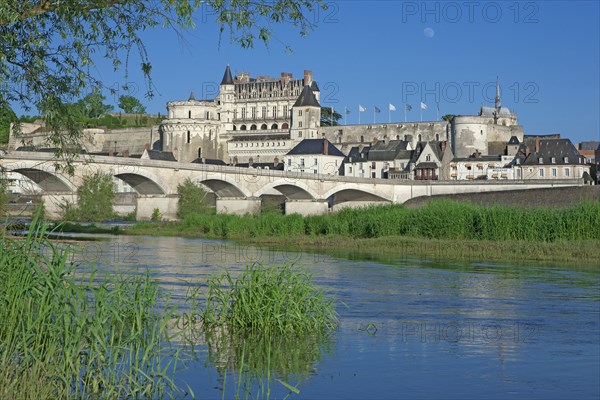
[199,263,338,337]
[0,213,187,399]
[127,200,600,243]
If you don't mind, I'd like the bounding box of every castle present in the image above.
[157,66,523,164]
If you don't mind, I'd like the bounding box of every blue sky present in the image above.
[89,1,599,143]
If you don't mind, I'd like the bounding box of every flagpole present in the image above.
[420,106,422,122]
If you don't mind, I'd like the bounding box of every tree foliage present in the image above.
[441,114,456,122]
[320,107,342,126]
[0,107,17,144]
[177,178,212,219]
[1,0,326,160]
[64,172,115,221]
[118,95,146,114]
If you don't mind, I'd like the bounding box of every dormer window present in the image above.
[551,157,556,163]
[564,157,569,163]
[538,157,543,164]
[426,155,431,161]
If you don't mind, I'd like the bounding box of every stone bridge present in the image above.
[1,152,585,220]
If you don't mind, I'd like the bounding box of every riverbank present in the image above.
[121,200,600,266]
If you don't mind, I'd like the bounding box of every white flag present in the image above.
[420,102,428,110]
[359,105,366,112]
[389,103,396,111]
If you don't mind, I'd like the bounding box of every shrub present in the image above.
[177,178,212,219]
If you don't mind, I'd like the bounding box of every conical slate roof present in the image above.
[293,85,320,108]
[221,65,234,85]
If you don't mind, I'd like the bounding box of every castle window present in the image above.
[298,110,303,116]
[426,155,431,161]
[284,105,288,117]
[299,131,303,137]
[552,168,557,177]
[261,124,267,130]
[241,108,246,119]
[188,111,192,118]
[418,134,422,142]
[539,168,544,177]
[360,135,364,142]
[206,112,210,119]
[262,106,266,118]
[240,125,247,131]
[273,106,277,118]
[565,168,570,177]
[435,134,439,141]
[187,131,191,144]
[298,121,302,127]
[564,157,569,163]
[538,157,543,164]
[233,125,237,131]
[282,122,289,129]
[271,123,278,129]
[551,157,556,163]
[251,107,256,119]
[197,147,202,158]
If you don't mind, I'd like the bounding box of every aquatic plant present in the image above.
[0,213,187,399]
[200,263,338,337]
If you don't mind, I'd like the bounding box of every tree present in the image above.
[177,178,212,218]
[75,89,113,119]
[441,114,456,122]
[320,107,342,126]
[1,1,327,161]
[64,172,115,221]
[0,108,17,144]
[118,95,146,114]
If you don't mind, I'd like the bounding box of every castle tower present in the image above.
[217,65,235,133]
[290,85,321,141]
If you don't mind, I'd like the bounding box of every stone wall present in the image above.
[404,185,599,208]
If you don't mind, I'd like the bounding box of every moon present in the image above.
[424,28,435,38]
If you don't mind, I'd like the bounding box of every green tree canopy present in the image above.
[441,114,456,122]
[320,107,342,126]
[118,95,146,114]
[1,0,326,160]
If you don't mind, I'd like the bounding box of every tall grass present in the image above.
[199,263,338,337]
[129,200,600,243]
[0,214,187,399]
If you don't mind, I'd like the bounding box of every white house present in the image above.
[285,139,345,175]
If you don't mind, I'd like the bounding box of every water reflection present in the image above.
[56,233,599,400]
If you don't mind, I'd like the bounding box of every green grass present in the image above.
[198,263,338,337]
[0,214,187,399]
[127,200,600,242]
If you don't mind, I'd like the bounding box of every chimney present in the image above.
[323,138,328,155]
[304,70,313,85]
[535,136,540,153]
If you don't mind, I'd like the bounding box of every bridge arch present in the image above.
[255,180,318,200]
[324,184,392,207]
[11,168,76,193]
[193,177,252,198]
[114,171,167,195]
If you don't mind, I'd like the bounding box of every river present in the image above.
[67,233,599,399]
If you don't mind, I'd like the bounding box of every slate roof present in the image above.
[293,85,321,108]
[191,158,226,165]
[221,65,234,85]
[310,80,320,92]
[344,145,370,163]
[522,139,584,165]
[480,106,513,116]
[287,139,344,157]
[579,141,600,151]
[508,136,520,145]
[367,140,410,161]
[143,150,177,161]
[414,162,438,169]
